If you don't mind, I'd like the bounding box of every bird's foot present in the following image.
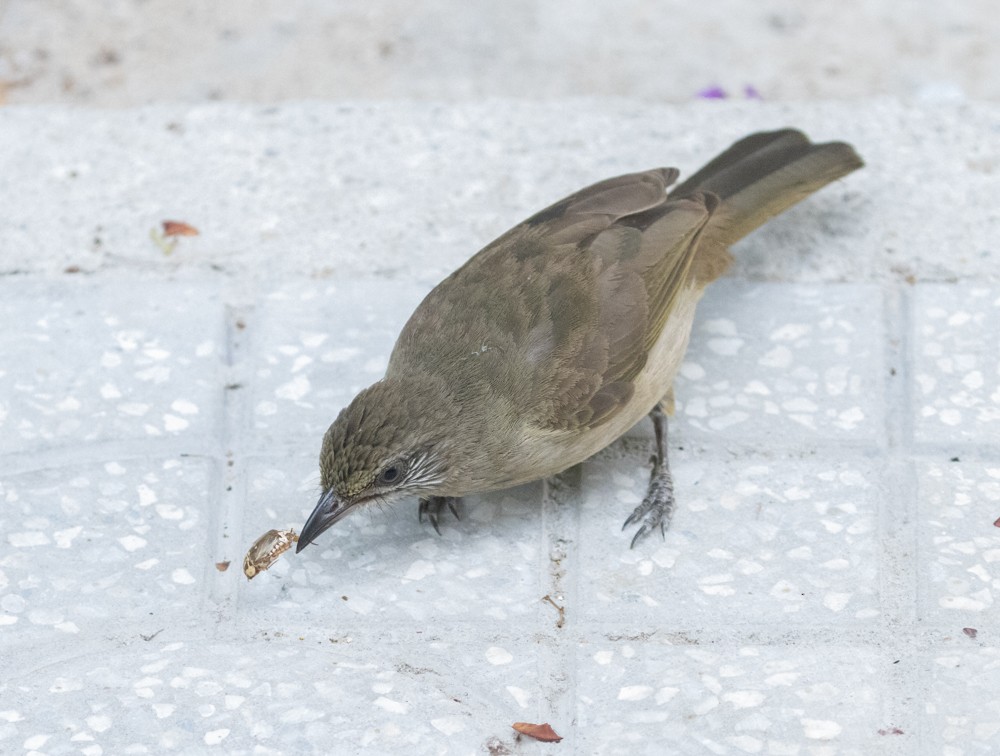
[418,496,461,535]
[622,453,676,548]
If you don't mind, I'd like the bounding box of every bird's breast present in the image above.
[481,283,706,490]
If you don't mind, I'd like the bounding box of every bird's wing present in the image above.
[388,168,718,433]
[519,186,718,431]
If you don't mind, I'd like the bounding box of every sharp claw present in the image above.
[419,497,461,535]
[629,525,647,549]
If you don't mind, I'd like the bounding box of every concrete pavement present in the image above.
[1,100,1000,753]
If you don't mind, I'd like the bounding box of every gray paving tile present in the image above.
[917,460,1000,623]
[0,457,218,646]
[579,450,880,627]
[924,645,1000,753]
[675,281,885,444]
[0,277,224,455]
[0,638,539,754]
[4,102,1000,286]
[913,285,1000,444]
[575,643,887,755]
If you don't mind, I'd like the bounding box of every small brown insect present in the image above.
[243,529,299,579]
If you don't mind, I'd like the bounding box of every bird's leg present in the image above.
[622,403,676,548]
[418,496,461,535]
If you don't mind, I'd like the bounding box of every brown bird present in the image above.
[297,128,863,553]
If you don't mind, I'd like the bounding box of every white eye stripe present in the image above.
[377,451,444,491]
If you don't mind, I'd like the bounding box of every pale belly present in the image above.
[492,283,706,489]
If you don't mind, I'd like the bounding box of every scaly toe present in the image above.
[418,496,461,536]
[623,468,676,548]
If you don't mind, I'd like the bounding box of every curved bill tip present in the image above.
[296,488,353,553]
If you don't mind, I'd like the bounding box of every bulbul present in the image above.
[296,128,863,553]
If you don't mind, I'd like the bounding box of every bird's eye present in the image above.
[376,462,405,486]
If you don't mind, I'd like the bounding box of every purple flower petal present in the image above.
[697,86,727,100]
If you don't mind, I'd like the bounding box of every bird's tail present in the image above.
[670,128,863,250]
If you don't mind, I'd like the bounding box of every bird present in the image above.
[296,128,863,554]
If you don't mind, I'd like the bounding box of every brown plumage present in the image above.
[298,128,863,552]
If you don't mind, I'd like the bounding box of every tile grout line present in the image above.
[205,295,256,627]
[879,280,918,623]
[0,438,219,477]
[877,280,924,750]
[539,465,583,749]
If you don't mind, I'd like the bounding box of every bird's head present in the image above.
[296,376,463,552]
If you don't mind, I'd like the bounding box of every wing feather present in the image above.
[387,169,717,434]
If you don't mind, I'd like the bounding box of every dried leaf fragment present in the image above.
[878,727,904,736]
[215,561,230,572]
[243,528,298,579]
[162,220,200,237]
[994,516,1000,528]
[963,627,978,639]
[512,722,562,743]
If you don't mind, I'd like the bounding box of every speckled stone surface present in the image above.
[2,103,1000,754]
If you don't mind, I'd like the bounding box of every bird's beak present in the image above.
[296,488,355,552]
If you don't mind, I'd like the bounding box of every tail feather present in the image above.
[671,128,863,249]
